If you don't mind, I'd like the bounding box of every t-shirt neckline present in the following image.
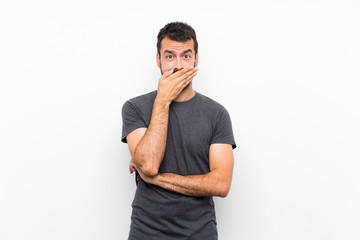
[172,91,198,105]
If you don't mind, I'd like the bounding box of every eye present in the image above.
[184,55,190,59]
[166,55,173,59]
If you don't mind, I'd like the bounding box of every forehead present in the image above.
[160,37,195,53]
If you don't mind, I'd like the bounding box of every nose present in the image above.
[175,56,184,71]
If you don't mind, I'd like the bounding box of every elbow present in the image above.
[140,163,159,177]
[133,154,159,177]
[218,189,229,198]
[218,183,231,198]
[142,167,158,177]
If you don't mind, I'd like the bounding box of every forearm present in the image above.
[127,68,198,176]
[152,171,231,198]
[133,144,234,198]
[133,97,170,176]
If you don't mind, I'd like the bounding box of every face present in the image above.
[156,37,198,74]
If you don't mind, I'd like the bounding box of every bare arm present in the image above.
[133,143,234,198]
[127,67,198,176]
[127,99,169,176]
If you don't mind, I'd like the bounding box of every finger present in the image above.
[160,69,174,80]
[167,67,194,80]
[181,70,197,85]
[172,74,196,95]
[165,69,174,76]
[173,67,198,83]
[180,73,196,90]
[129,159,137,174]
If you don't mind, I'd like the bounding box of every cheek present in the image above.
[160,60,174,71]
[184,59,196,68]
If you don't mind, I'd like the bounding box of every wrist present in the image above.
[154,96,170,108]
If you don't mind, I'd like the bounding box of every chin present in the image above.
[183,82,190,90]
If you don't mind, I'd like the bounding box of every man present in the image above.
[121,22,236,239]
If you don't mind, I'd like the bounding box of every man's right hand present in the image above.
[157,67,198,104]
[127,67,197,177]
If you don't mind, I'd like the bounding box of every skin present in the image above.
[157,37,199,102]
[126,37,234,198]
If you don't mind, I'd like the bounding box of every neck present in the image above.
[174,82,195,102]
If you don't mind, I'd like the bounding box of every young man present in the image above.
[121,22,236,239]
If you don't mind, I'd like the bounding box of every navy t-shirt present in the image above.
[121,91,236,239]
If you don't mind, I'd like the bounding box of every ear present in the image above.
[195,53,199,67]
[156,52,161,68]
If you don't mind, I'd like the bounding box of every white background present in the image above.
[1,0,359,239]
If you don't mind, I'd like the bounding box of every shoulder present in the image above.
[195,92,229,116]
[195,92,234,132]
[125,90,157,106]
[197,93,236,149]
[122,91,157,111]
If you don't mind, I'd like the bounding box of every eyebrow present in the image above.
[163,49,193,55]
[183,49,193,54]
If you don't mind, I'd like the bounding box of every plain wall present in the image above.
[1,0,359,239]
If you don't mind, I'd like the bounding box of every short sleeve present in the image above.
[121,100,147,143]
[211,107,237,149]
